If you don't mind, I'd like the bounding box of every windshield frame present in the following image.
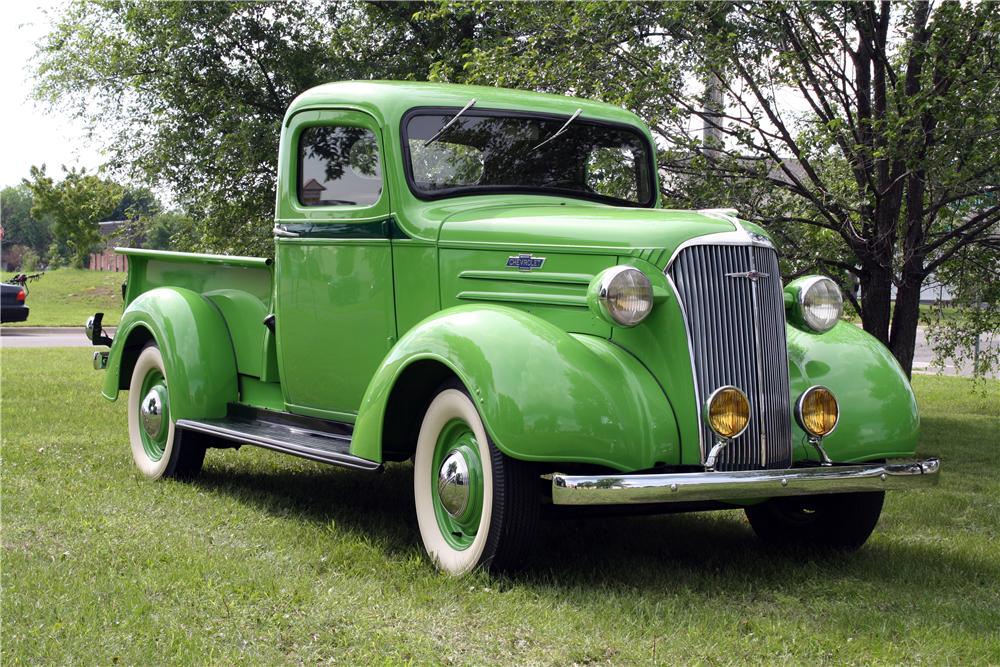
[399,106,658,208]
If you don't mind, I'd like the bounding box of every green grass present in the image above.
[2,269,124,327]
[2,349,998,664]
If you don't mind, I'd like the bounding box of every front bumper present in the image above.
[550,458,940,506]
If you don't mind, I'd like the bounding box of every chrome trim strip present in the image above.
[662,270,705,459]
[549,459,941,505]
[747,246,767,466]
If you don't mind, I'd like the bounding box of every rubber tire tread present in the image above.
[744,490,885,551]
[480,436,540,574]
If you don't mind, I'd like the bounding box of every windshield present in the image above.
[403,110,656,207]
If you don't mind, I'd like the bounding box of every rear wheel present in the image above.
[413,381,538,575]
[127,342,205,480]
[745,491,885,551]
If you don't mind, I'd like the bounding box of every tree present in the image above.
[1,184,52,259]
[109,186,161,221]
[24,165,124,268]
[32,0,493,256]
[441,1,1000,376]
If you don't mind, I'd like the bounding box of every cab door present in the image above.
[274,109,396,422]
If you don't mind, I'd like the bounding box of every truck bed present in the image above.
[117,247,275,379]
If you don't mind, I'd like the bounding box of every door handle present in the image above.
[273,225,299,238]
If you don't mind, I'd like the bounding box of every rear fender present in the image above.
[352,305,680,472]
[102,287,238,421]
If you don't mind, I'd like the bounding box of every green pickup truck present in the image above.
[88,81,938,575]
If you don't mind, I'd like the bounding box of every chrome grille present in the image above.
[667,244,792,471]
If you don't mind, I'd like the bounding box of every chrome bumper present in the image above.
[550,458,940,506]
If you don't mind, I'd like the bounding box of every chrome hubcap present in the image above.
[141,386,167,439]
[437,450,471,518]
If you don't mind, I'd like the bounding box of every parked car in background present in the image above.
[1,277,30,323]
[87,81,939,575]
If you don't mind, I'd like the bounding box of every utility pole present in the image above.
[703,71,725,161]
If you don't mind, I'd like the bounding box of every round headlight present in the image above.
[799,276,843,332]
[795,385,839,438]
[589,266,653,327]
[704,386,751,440]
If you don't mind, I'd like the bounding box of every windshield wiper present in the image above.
[528,108,582,153]
[424,98,476,146]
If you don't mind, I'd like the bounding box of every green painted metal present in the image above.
[786,322,919,463]
[352,305,680,471]
[117,247,272,269]
[102,287,238,422]
[432,419,485,550]
[98,80,920,477]
[120,253,274,380]
[237,376,286,412]
[274,108,396,418]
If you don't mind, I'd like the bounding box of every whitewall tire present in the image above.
[413,381,538,576]
[127,342,205,480]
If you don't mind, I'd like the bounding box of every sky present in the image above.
[1,2,104,189]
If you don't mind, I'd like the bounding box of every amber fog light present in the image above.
[704,386,750,440]
[796,385,839,438]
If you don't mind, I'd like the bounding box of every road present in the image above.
[2,325,994,378]
[1,327,111,348]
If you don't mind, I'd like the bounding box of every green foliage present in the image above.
[138,210,199,252]
[19,248,41,272]
[24,165,124,269]
[32,0,491,256]
[925,241,1000,377]
[3,350,999,663]
[1,184,52,261]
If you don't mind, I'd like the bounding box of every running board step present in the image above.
[175,417,381,472]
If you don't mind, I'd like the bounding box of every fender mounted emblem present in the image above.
[506,253,546,271]
[726,270,770,281]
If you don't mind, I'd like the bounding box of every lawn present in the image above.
[2,269,124,327]
[2,348,998,664]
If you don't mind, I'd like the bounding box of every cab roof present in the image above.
[284,80,648,131]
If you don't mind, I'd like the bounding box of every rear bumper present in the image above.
[1,305,29,323]
[550,458,940,506]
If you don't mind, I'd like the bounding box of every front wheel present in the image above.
[413,381,538,575]
[127,342,205,480]
[744,491,885,551]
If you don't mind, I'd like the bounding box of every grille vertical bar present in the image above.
[668,244,792,471]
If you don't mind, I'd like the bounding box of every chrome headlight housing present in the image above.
[588,266,653,327]
[795,385,839,438]
[790,276,843,333]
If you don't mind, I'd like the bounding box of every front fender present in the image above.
[787,322,919,463]
[352,305,680,472]
[102,287,238,421]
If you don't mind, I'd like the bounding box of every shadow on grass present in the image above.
[192,453,996,611]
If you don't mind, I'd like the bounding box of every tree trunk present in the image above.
[889,273,924,378]
[858,260,893,345]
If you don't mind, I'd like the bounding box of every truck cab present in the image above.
[90,81,938,575]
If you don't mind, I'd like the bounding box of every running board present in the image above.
[175,417,381,472]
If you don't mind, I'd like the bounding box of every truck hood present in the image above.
[438,203,740,266]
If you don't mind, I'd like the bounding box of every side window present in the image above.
[298,126,382,207]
